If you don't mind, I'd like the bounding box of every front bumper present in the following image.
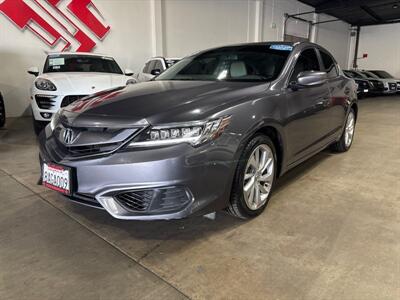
[38,129,238,220]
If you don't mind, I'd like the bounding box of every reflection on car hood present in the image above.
[62,80,268,127]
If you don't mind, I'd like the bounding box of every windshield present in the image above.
[43,55,123,74]
[370,70,394,79]
[361,71,379,79]
[156,44,292,82]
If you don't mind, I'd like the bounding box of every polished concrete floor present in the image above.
[0,96,399,300]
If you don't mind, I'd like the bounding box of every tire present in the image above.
[227,134,277,219]
[0,93,5,128]
[33,118,48,136]
[331,108,356,153]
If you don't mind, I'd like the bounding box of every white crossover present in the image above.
[28,52,136,135]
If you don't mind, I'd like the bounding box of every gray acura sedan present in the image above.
[39,42,357,220]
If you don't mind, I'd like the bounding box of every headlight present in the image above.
[50,111,60,131]
[126,79,137,85]
[35,78,57,91]
[128,116,231,148]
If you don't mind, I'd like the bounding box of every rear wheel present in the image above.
[331,108,356,152]
[227,135,277,219]
[0,93,5,128]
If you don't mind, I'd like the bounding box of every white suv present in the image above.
[28,52,136,135]
[136,57,180,82]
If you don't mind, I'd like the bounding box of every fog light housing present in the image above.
[40,112,52,119]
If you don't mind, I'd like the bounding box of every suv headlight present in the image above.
[128,116,231,148]
[35,78,57,91]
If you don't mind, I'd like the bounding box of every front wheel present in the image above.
[331,108,356,152]
[227,135,277,219]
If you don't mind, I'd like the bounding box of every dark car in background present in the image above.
[360,70,397,94]
[39,42,357,220]
[348,70,385,95]
[343,70,372,97]
[368,70,400,93]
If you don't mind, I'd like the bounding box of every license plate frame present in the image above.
[42,162,72,196]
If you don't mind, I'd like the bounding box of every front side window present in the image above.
[43,55,123,74]
[289,48,321,82]
[156,44,292,82]
[320,51,338,78]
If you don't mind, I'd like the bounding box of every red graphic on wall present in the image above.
[0,0,110,52]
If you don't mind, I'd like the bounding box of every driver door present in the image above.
[285,48,332,165]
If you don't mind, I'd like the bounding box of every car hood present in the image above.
[38,72,130,94]
[62,80,268,128]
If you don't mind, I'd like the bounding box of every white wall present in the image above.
[0,0,352,117]
[355,24,400,78]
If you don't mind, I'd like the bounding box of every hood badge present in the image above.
[62,128,75,145]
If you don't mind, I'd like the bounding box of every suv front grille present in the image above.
[389,83,397,91]
[61,95,87,107]
[35,95,56,109]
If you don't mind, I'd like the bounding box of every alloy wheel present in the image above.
[243,144,274,210]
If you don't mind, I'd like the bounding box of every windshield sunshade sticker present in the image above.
[49,57,65,66]
[270,44,293,51]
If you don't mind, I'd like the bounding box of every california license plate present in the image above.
[42,163,72,195]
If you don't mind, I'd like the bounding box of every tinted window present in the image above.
[43,55,122,74]
[156,45,292,82]
[290,48,321,82]
[143,61,151,73]
[320,51,338,78]
[147,60,157,73]
[370,70,393,78]
[153,60,164,71]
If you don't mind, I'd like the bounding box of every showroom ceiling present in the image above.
[298,0,400,26]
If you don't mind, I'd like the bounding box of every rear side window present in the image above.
[290,48,321,82]
[153,60,164,71]
[320,51,338,78]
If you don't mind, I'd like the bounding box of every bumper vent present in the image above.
[115,190,154,211]
[114,187,191,213]
[61,95,87,108]
[35,95,56,109]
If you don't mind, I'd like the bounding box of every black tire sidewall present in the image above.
[232,134,277,217]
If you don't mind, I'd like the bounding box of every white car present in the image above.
[136,57,180,82]
[28,52,136,135]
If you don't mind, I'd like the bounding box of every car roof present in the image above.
[47,52,113,58]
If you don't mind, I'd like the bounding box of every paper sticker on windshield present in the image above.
[49,57,65,66]
[270,44,293,51]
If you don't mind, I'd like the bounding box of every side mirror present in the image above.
[290,71,327,90]
[124,68,134,76]
[150,69,161,76]
[28,67,39,77]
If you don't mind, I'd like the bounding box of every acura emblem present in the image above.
[62,128,75,145]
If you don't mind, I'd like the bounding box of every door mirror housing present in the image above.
[28,67,39,77]
[290,71,327,90]
[150,69,161,76]
[124,69,134,76]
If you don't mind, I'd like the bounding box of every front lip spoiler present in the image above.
[94,186,195,220]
